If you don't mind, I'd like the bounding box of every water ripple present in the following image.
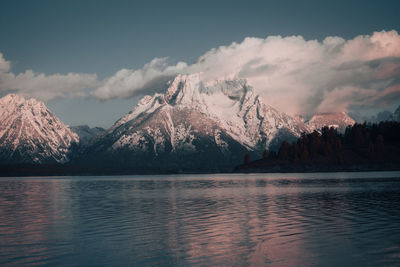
[0,172,400,266]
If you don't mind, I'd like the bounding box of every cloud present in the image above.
[91,58,187,100]
[0,53,11,73]
[185,30,400,116]
[0,53,98,101]
[93,30,400,116]
[3,30,398,116]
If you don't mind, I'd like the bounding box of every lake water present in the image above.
[0,172,400,266]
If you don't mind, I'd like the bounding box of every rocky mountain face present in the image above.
[78,74,310,171]
[307,112,355,133]
[0,94,79,164]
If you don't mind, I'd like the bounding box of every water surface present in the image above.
[1,172,400,266]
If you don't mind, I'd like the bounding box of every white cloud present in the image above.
[3,30,399,116]
[185,30,400,116]
[91,58,187,100]
[0,53,98,101]
[93,30,400,116]
[0,53,11,73]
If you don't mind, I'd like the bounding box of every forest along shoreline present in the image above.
[0,122,399,176]
[235,122,400,173]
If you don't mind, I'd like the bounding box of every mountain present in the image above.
[352,109,397,123]
[0,79,365,173]
[113,74,309,151]
[393,105,400,121]
[70,125,105,146]
[307,112,355,133]
[373,111,393,122]
[0,94,79,164]
[79,74,309,171]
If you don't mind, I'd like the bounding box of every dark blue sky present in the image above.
[1,0,399,127]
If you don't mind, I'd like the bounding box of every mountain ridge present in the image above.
[0,75,359,171]
[0,93,79,164]
[307,112,355,133]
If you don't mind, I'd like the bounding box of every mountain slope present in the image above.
[80,74,309,171]
[0,94,79,164]
[113,74,309,150]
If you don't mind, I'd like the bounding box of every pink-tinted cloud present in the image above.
[0,54,98,101]
[91,58,187,100]
[93,30,400,116]
[0,53,11,73]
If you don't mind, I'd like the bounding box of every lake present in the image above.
[1,172,400,266]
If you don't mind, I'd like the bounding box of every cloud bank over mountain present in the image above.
[93,30,400,116]
[91,58,188,100]
[1,30,399,116]
[0,53,98,101]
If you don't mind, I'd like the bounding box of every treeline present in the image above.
[237,121,400,172]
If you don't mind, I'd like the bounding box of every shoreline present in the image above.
[1,164,399,177]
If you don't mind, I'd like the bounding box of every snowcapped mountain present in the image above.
[0,78,361,172]
[307,112,355,133]
[0,94,79,164]
[114,74,309,150]
[81,74,310,171]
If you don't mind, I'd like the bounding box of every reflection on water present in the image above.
[0,172,400,266]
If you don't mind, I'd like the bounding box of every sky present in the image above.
[0,0,399,127]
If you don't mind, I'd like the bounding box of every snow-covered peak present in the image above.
[0,93,26,115]
[164,73,250,107]
[0,93,25,103]
[307,112,355,133]
[165,73,201,104]
[109,73,308,151]
[0,93,79,163]
[0,93,45,111]
[111,74,252,132]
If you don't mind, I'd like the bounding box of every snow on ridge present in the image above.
[0,93,79,163]
[307,112,356,132]
[108,73,310,152]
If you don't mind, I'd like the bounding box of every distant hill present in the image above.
[70,125,106,146]
[350,105,400,123]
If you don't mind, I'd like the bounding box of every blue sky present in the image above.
[1,0,399,127]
